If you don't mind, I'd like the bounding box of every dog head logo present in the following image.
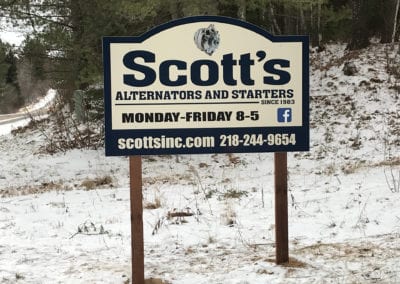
[194,24,220,56]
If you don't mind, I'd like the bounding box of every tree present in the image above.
[347,0,369,49]
[392,0,400,44]
[0,0,393,108]
[380,0,399,43]
[16,37,49,104]
[0,0,159,102]
[0,40,23,113]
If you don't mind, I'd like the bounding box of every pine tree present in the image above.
[0,40,22,113]
[0,0,159,101]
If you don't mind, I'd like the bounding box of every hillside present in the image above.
[0,43,399,283]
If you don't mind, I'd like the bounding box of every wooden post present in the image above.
[129,156,145,284]
[274,152,289,264]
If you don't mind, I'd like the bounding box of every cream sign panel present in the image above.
[103,16,309,156]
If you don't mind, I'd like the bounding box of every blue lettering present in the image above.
[121,50,292,87]
[191,60,218,86]
[160,60,187,86]
[123,51,156,87]
[263,59,291,85]
[221,53,237,85]
[239,53,255,85]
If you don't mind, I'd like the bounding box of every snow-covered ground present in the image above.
[0,43,399,283]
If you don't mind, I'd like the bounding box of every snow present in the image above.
[0,118,31,136]
[23,89,57,112]
[0,31,25,46]
[0,43,399,283]
[0,19,30,47]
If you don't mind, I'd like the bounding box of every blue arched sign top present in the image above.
[103,16,309,156]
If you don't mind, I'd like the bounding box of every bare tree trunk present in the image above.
[392,0,400,44]
[269,2,281,35]
[310,2,319,47]
[348,0,369,50]
[300,6,306,34]
[317,0,322,46]
[237,0,246,20]
[381,0,397,43]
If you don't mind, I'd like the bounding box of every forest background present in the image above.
[0,0,398,114]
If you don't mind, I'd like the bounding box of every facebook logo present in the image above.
[277,108,292,123]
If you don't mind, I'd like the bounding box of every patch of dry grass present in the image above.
[1,175,114,197]
[80,175,113,190]
[265,257,308,268]
[0,181,65,197]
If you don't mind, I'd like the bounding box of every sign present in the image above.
[103,16,309,156]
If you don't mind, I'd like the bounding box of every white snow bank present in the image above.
[22,88,57,112]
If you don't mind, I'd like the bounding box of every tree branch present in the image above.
[0,7,74,29]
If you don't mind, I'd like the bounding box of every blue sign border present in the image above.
[103,16,309,156]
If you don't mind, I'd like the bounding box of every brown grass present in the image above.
[341,157,400,174]
[265,257,308,268]
[1,176,114,197]
[144,278,171,284]
[227,153,241,165]
[144,194,162,209]
[295,241,379,259]
[143,173,195,186]
[80,175,113,190]
[0,181,65,197]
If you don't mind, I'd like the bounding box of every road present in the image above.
[0,108,48,126]
[0,112,29,126]
[0,90,56,136]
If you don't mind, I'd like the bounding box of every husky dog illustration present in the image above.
[194,24,220,55]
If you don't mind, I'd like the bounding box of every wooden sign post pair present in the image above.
[128,152,288,284]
